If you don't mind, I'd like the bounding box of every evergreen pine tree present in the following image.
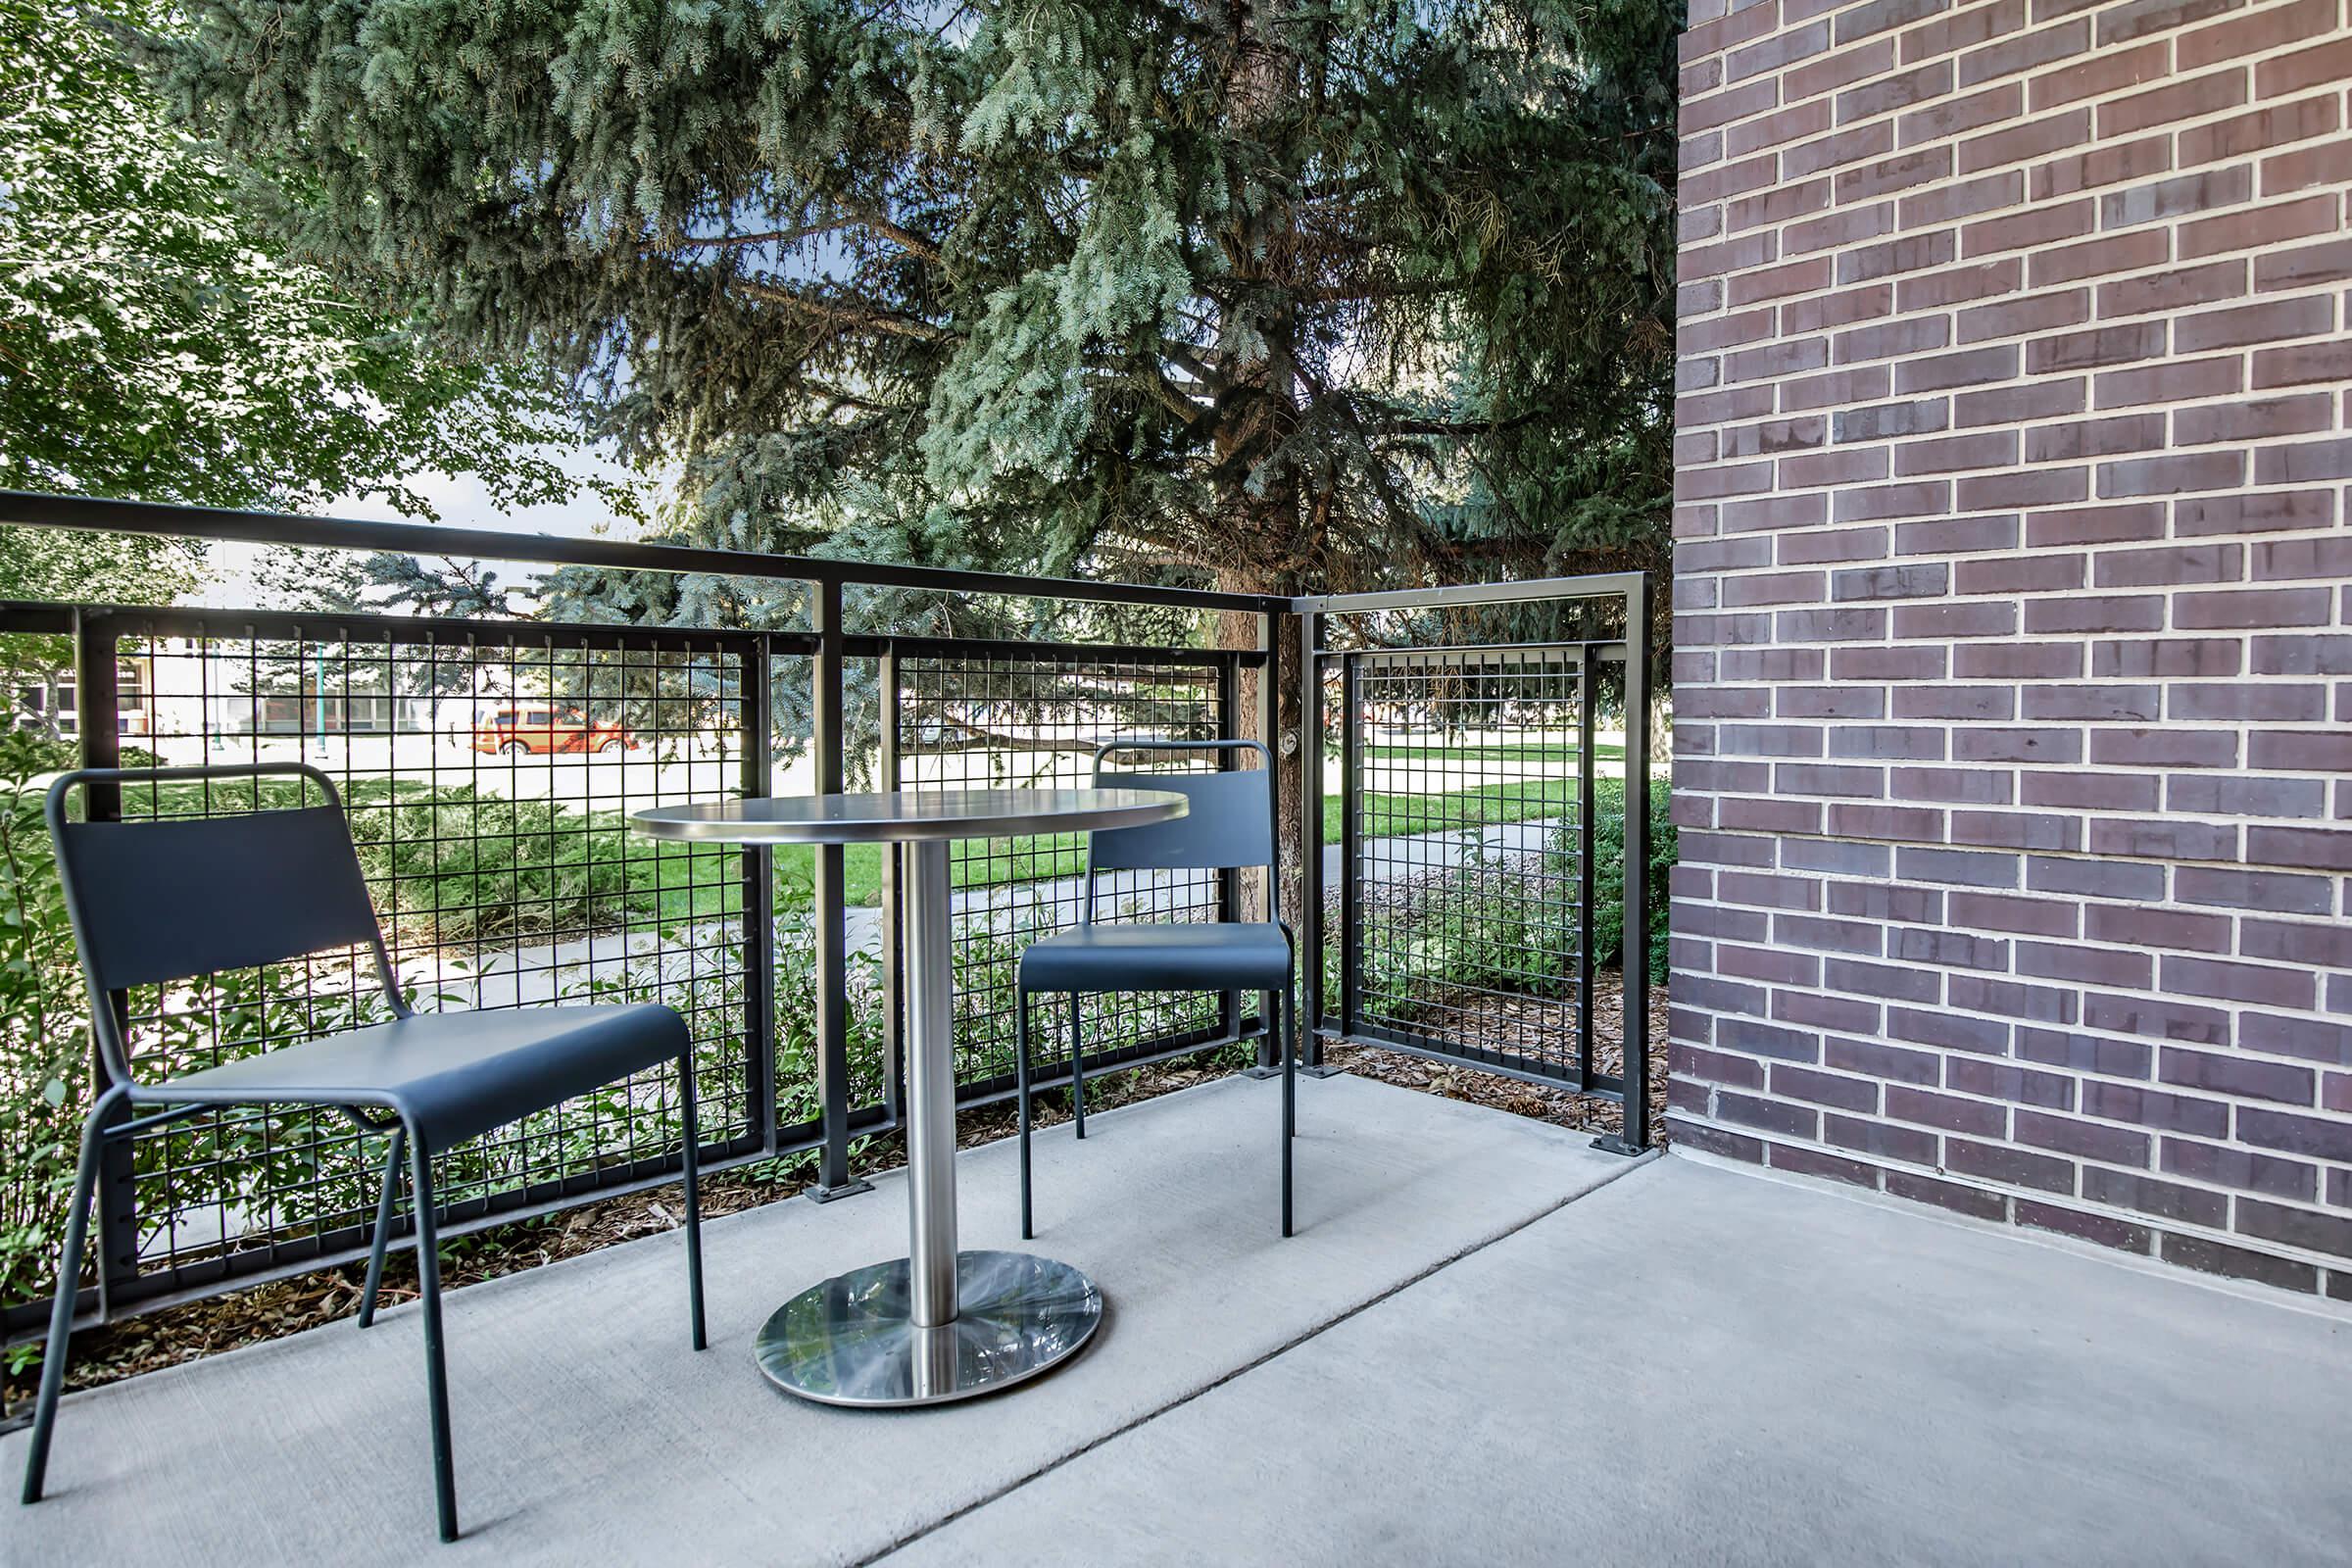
[153,0,1678,871]
[152,0,1678,603]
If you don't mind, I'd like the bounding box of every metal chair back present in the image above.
[1083,739,1277,923]
[46,762,404,1085]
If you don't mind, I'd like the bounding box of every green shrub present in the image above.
[0,735,90,1320]
[1592,775,1675,987]
[1319,774,1676,1016]
[0,747,744,1325]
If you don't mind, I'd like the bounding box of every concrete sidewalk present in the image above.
[891,1155,2352,1567]
[3,1074,1636,1566]
[14,1088,2348,1567]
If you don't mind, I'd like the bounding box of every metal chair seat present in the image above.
[145,1003,690,1153]
[1016,921,1293,994]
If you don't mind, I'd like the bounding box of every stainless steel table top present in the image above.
[628,787,1187,845]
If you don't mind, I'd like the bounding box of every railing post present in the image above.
[1596,581,1651,1156]
[1215,652,1243,1054]
[743,635,777,1158]
[1255,614,1282,1072]
[74,611,139,1320]
[1337,650,1361,1046]
[877,641,903,1129]
[808,581,872,1201]
[1577,641,1598,1091]
[1296,611,1326,1065]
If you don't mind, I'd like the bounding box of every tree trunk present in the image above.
[1214,566,1308,947]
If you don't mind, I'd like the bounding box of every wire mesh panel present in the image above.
[776,646,891,1145]
[1340,645,1600,1087]
[887,644,1256,1101]
[53,610,756,1314]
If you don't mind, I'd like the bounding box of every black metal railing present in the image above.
[1298,578,1653,1154]
[0,490,1648,1341]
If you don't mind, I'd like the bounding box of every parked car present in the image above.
[470,707,637,756]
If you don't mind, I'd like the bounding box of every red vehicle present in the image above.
[470,707,636,756]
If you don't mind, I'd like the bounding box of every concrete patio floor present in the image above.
[8,1075,2349,1566]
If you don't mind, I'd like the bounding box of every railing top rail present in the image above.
[1293,571,1645,615]
[1330,639,1631,662]
[847,632,1268,666]
[4,492,1646,622]
[0,598,792,654]
[0,490,1290,616]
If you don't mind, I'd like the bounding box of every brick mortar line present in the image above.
[1673,578,2349,648]
[1662,938,2350,1053]
[1668,853,2351,935]
[1663,942,2348,1067]
[1682,0,2330,73]
[1670,809,2352,855]
[1676,308,2349,396]
[1681,108,2348,253]
[1680,1,2339,154]
[1677,347,2351,416]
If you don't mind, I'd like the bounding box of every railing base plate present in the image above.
[1590,1134,1645,1157]
[807,1178,876,1204]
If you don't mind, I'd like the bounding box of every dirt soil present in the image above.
[1326,970,1670,1146]
[4,985,1665,1414]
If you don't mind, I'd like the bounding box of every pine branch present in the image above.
[735,280,953,342]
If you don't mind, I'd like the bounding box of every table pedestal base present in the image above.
[754,1250,1102,1408]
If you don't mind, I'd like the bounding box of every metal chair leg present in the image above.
[20,1084,125,1506]
[679,1050,707,1352]
[358,1127,407,1330]
[1069,992,1086,1139]
[1282,974,1298,1239]
[1015,985,1035,1241]
[406,1135,459,1543]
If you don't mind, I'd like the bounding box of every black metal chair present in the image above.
[1013,739,1298,1238]
[18,762,707,1544]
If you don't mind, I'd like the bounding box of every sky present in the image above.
[189,442,660,609]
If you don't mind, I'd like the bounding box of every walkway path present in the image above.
[399,815,1571,1010]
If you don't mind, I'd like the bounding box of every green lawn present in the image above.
[106,772,1597,934]
[779,837,1091,908]
[793,783,1598,907]
[1362,742,1625,763]
[816,784,1592,906]
[1341,779,1584,843]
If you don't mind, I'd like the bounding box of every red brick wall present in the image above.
[1670,0,2352,1294]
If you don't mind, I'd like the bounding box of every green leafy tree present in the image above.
[2,0,662,734]
[0,528,198,735]
[0,0,638,520]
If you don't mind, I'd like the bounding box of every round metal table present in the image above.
[630,789,1188,1407]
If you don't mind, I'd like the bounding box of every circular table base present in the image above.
[754,1250,1102,1408]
